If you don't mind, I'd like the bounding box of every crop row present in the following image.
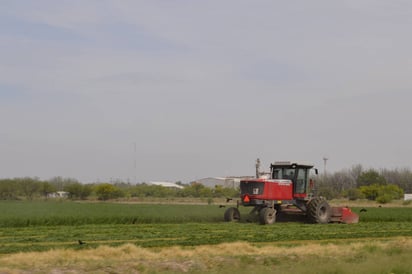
[1,221,412,254]
[1,201,412,227]
[0,201,226,227]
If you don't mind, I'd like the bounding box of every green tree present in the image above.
[80,184,93,199]
[357,170,386,187]
[345,188,364,201]
[64,183,93,200]
[64,182,83,199]
[212,185,239,198]
[379,184,404,201]
[18,177,41,200]
[180,182,211,197]
[40,182,56,199]
[95,183,124,200]
[0,179,18,200]
[360,184,403,202]
[381,168,412,193]
[359,184,381,200]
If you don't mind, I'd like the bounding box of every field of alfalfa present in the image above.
[1,200,412,273]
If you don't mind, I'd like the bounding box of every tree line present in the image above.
[0,177,238,201]
[1,165,411,203]
[315,165,412,203]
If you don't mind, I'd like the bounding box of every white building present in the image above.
[196,176,254,188]
[47,191,69,198]
[404,194,412,201]
[147,181,184,189]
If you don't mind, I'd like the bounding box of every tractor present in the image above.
[224,161,359,224]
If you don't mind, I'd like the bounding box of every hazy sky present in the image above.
[1,1,412,183]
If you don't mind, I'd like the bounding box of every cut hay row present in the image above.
[2,221,412,254]
[1,238,412,273]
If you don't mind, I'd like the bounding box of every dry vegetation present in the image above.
[1,238,412,273]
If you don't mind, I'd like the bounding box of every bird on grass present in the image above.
[219,205,226,208]
[78,240,86,245]
[360,208,367,213]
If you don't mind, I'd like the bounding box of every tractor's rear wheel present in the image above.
[307,198,331,224]
[259,207,276,225]
[224,207,240,222]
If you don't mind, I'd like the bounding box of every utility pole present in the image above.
[323,157,328,176]
[134,142,137,184]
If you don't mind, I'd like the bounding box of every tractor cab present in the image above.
[270,162,317,199]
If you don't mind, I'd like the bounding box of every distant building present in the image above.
[196,176,254,188]
[48,191,69,198]
[147,181,184,189]
[404,194,412,201]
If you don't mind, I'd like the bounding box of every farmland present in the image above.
[1,200,412,273]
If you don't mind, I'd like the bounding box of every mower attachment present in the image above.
[330,207,359,224]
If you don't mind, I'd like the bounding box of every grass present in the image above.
[1,201,412,254]
[1,200,412,273]
[352,207,412,222]
[0,200,228,226]
[2,239,412,273]
[2,200,412,227]
[1,219,412,253]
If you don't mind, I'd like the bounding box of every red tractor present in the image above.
[224,161,359,224]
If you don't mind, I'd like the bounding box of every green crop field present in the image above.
[0,200,227,227]
[1,200,412,252]
[2,200,412,227]
[1,201,412,273]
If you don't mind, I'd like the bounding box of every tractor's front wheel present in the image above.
[307,198,331,224]
[259,207,276,225]
[224,207,240,222]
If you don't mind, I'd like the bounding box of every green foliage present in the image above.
[0,177,91,200]
[213,185,239,198]
[308,165,412,199]
[2,164,412,203]
[17,177,41,200]
[376,194,392,204]
[0,179,18,200]
[95,184,124,200]
[345,188,364,200]
[381,168,412,193]
[127,183,238,199]
[129,184,180,198]
[40,182,56,198]
[64,183,92,200]
[316,183,340,200]
[403,200,412,206]
[181,182,210,197]
[357,169,386,187]
[382,184,404,200]
[360,184,404,202]
[0,178,240,201]
[359,184,380,200]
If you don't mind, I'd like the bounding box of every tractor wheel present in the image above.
[307,198,331,224]
[259,207,276,225]
[224,207,240,222]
